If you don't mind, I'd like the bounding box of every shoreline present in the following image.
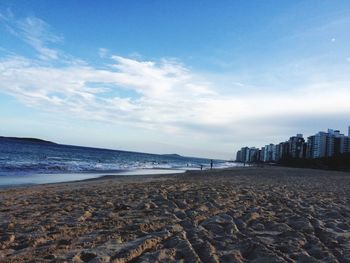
[0,168,187,189]
[1,166,350,262]
[0,164,245,189]
[1,165,349,190]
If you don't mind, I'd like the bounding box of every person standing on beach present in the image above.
[210,159,213,170]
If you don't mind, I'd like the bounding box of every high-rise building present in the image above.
[242,147,248,163]
[248,147,259,162]
[312,132,328,158]
[301,142,307,158]
[326,129,336,157]
[236,150,242,162]
[273,144,280,161]
[326,129,348,156]
[307,129,350,158]
[263,144,274,162]
[343,136,350,153]
[260,147,265,162]
[306,135,315,158]
[235,126,350,163]
[277,142,284,160]
[282,142,290,159]
[288,134,305,158]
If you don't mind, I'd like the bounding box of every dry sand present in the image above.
[0,166,350,263]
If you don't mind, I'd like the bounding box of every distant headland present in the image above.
[0,136,56,145]
[162,153,184,158]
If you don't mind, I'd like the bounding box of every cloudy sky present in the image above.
[1,1,350,159]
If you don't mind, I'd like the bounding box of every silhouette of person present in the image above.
[210,159,213,170]
[200,164,203,170]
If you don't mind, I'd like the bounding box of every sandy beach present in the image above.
[1,166,350,262]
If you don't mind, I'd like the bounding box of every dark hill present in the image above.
[0,136,56,145]
[162,153,184,158]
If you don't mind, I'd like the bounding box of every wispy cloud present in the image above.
[1,11,62,60]
[98,48,108,58]
[0,54,214,129]
[1,52,350,138]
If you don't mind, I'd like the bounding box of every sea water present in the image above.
[0,137,236,186]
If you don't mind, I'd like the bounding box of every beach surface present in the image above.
[1,166,350,262]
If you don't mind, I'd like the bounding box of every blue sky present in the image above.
[1,1,350,159]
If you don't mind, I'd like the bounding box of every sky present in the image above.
[0,1,350,159]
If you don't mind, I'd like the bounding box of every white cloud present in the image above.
[0,54,213,129]
[1,12,62,60]
[1,14,350,157]
[98,48,108,58]
[1,54,350,137]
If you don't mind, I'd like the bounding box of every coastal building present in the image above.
[263,144,274,162]
[273,144,280,161]
[260,147,265,162]
[236,147,252,163]
[280,142,290,160]
[262,146,268,162]
[307,128,350,158]
[277,142,284,160]
[248,147,259,162]
[343,136,350,153]
[306,136,315,158]
[241,147,249,163]
[235,126,350,163]
[288,134,305,158]
[337,132,350,154]
[236,150,242,162]
[312,132,328,158]
[327,129,340,156]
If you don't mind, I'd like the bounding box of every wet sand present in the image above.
[1,166,350,262]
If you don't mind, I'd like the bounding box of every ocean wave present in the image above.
[0,160,204,175]
[0,140,229,176]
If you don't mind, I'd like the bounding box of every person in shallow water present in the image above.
[210,160,213,169]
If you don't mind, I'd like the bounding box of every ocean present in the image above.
[0,137,236,186]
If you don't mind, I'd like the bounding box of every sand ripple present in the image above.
[1,167,350,262]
